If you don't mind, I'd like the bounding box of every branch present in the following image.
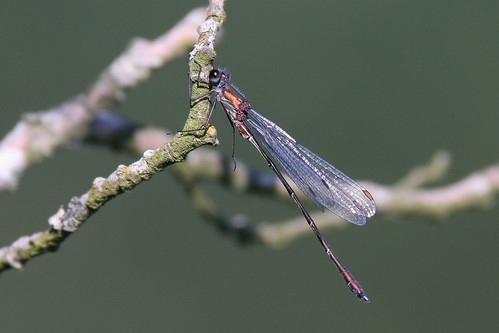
[173,150,499,246]
[0,1,226,273]
[86,117,499,246]
[0,6,207,191]
[260,153,499,246]
[2,0,496,273]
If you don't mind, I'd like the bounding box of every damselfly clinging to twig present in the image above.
[190,66,376,302]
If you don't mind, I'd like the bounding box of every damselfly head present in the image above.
[209,69,221,87]
[209,68,232,89]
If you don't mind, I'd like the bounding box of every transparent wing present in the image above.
[244,109,376,226]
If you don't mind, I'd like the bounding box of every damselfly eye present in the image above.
[209,69,221,87]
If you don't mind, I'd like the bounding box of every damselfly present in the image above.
[191,67,376,302]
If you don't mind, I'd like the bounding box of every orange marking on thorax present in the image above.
[223,91,243,109]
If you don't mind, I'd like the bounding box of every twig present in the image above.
[88,117,499,246]
[0,7,207,191]
[174,149,499,246]
[1,0,497,273]
[372,162,499,219]
[0,1,226,273]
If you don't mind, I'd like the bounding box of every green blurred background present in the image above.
[1,1,498,332]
